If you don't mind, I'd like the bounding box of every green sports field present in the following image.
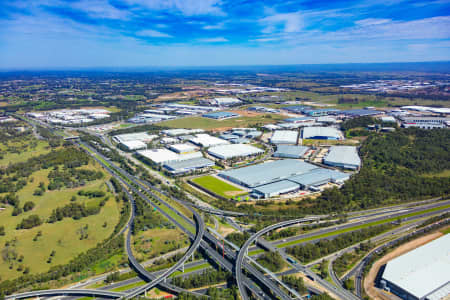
[191,175,247,199]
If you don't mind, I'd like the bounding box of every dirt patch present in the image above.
[228,110,262,117]
[292,273,343,300]
[364,231,443,300]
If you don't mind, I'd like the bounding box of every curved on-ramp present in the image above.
[5,289,124,299]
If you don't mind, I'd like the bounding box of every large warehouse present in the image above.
[163,157,215,175]
[219,159,350,198]
[189,134,230,147]
[302,127,342,140]
[113,132,157,144]
[207,144,263,159]
[137,148,202,164]
[323,146,361,170]
[381,234,450,300]
[270,130,299,144]
[273,145,310,159]
[219,159,317,188]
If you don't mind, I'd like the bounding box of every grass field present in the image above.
[157,114,285,130]
[0,139,52,166]
[191,175,247,198]
[111,281,146,292]
[0,162,120,280]
[277,204,450,248]
[441,227,450,235]
[170,262,211,277]
[133,227,188,261]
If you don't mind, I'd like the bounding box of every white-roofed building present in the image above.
[213,97,242,106]
[189,134,230,148]
[169,143,198,154]
[119,140,147,151]
[302,127,342,140]
[113,132,157,144]
[323,146,361,170]
[207,144,263,160]
[137,148,202,164]
[381,234,450,300]
[270,130,299,144]
[161,128,205,136]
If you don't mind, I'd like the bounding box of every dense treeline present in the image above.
[16,215,42,230]
[256,251,285,272]
[133,193,173,233]
[287,224,393,262]
[282,275,307,294]
[172,287,239,300]
[47,202,104,223]
[308,128,450,212]
[47,168,103,190]
[172,268,232,289]
[341,116,381,131]
[225,232,251,248]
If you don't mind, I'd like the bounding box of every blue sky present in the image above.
[0,0,449,68]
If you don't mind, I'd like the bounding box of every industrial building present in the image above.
[119,140,147,151]
[161,128,204,136]
[113,132,157,144]
[303,109,340,117]
[340,109,381,117]
[212,97,242,106]
[323,146,361,170]
[207,144,263,160]
[284,117,316,124]
[400,116,450,129]
[169,143,198,154]
[219,160,318,188]
[381,234,450,300]
[219,159,350,198]
[163,157,215,175]
[270,130,299,144]
[203,111,240,120]
[137,148,202,164]
[273,145,310,159]
[302,127,342,140]
[189,134,230,147]
[380,116,396,123]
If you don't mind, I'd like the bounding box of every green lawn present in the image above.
[170,262,211,277]
[0,163,120,280]
[111,281,146,292]
[441,227,450,235]
[157,114,285,130]
[191,175,247,198]
[277,204,450,248]
[0,139,52,166]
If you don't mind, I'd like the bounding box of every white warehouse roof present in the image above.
[270,130,299,144]
[382,234,450,300]
[113,132,157,143]
[323,146,361,169]
[120,140,147,150]
[302,127,341,140]
[208,144,263,159]
[189,134,230,147]
[137,149,202,164]
[169,143,197,153]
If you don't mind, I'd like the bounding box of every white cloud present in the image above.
[203,22,225,30]
[355,18,391,26]
[260,11,303,33]
[136,29,172,38]
[197,37,228,42]
[71,0,130,20]
[124,0,224,16]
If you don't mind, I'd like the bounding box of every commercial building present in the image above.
[289,168,350,191]
[119,140,147,151]
[213,97,242,106]
[270,130,299,144]
[302,127,341,140]
[137,148,202,164]
[113,132,157,144]
[252,180,300,198]
[400,117,450,129]
[189,134,230,147]
[169,143,198,154]
[323,146,361,170]
[163,157,215,175]
[381,234,450,300]
[207,144,263,160]
[340,109,381,117]
[203,111,240,120]
[219,159,317,188]
[273,145,310,159]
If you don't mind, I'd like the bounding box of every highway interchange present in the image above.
[6,120,450,300]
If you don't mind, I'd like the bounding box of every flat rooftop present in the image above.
[302,126,341,140]
[270,130,299,144]
[207,144,263,159]
[219,159,318,188]
[323,146,361,168]
[382,234,450,299]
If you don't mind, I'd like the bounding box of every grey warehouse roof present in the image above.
[208,144,263,159]
[323,146,361,168]
[253,180,300,196]
[382,234,450,299]
[289,168,349,187]
[274,145,310,158]
[219,159,317,187]
[270,130,299,144]
[302,127,341,140]
[164,157,214,173]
